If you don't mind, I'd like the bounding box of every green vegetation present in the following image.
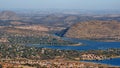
[8,35,75,45]
[0,43,120,60]
[0,26,77,46]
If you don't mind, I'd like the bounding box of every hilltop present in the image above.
[0,11,20,20]
[65,20,120,42]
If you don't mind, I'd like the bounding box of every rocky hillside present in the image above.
[65,20,120,41]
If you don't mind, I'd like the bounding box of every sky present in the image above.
[0,0,120,10]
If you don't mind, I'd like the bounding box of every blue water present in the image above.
[31,38,120,50]
[82,58,120,66]
[27,37,120,66]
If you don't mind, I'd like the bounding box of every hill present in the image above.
[0,25,77,45]
[0,11,20,20]
[65,20,120,41]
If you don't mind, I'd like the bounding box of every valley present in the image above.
[0,10,120,68]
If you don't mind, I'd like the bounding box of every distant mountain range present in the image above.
[1,10,120,42]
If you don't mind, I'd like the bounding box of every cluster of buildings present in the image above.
[81,54,106,60]
[0,62,22,68]
[0,58,110,68]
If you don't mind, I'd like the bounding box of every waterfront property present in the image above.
[0,58,114,68]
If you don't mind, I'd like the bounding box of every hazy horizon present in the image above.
[0,0,120,11]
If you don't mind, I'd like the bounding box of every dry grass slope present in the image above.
[65,20,120,41]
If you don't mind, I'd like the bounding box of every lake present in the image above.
[81,58,120,66]
[27,37,120,66]
[29,37,120,50]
